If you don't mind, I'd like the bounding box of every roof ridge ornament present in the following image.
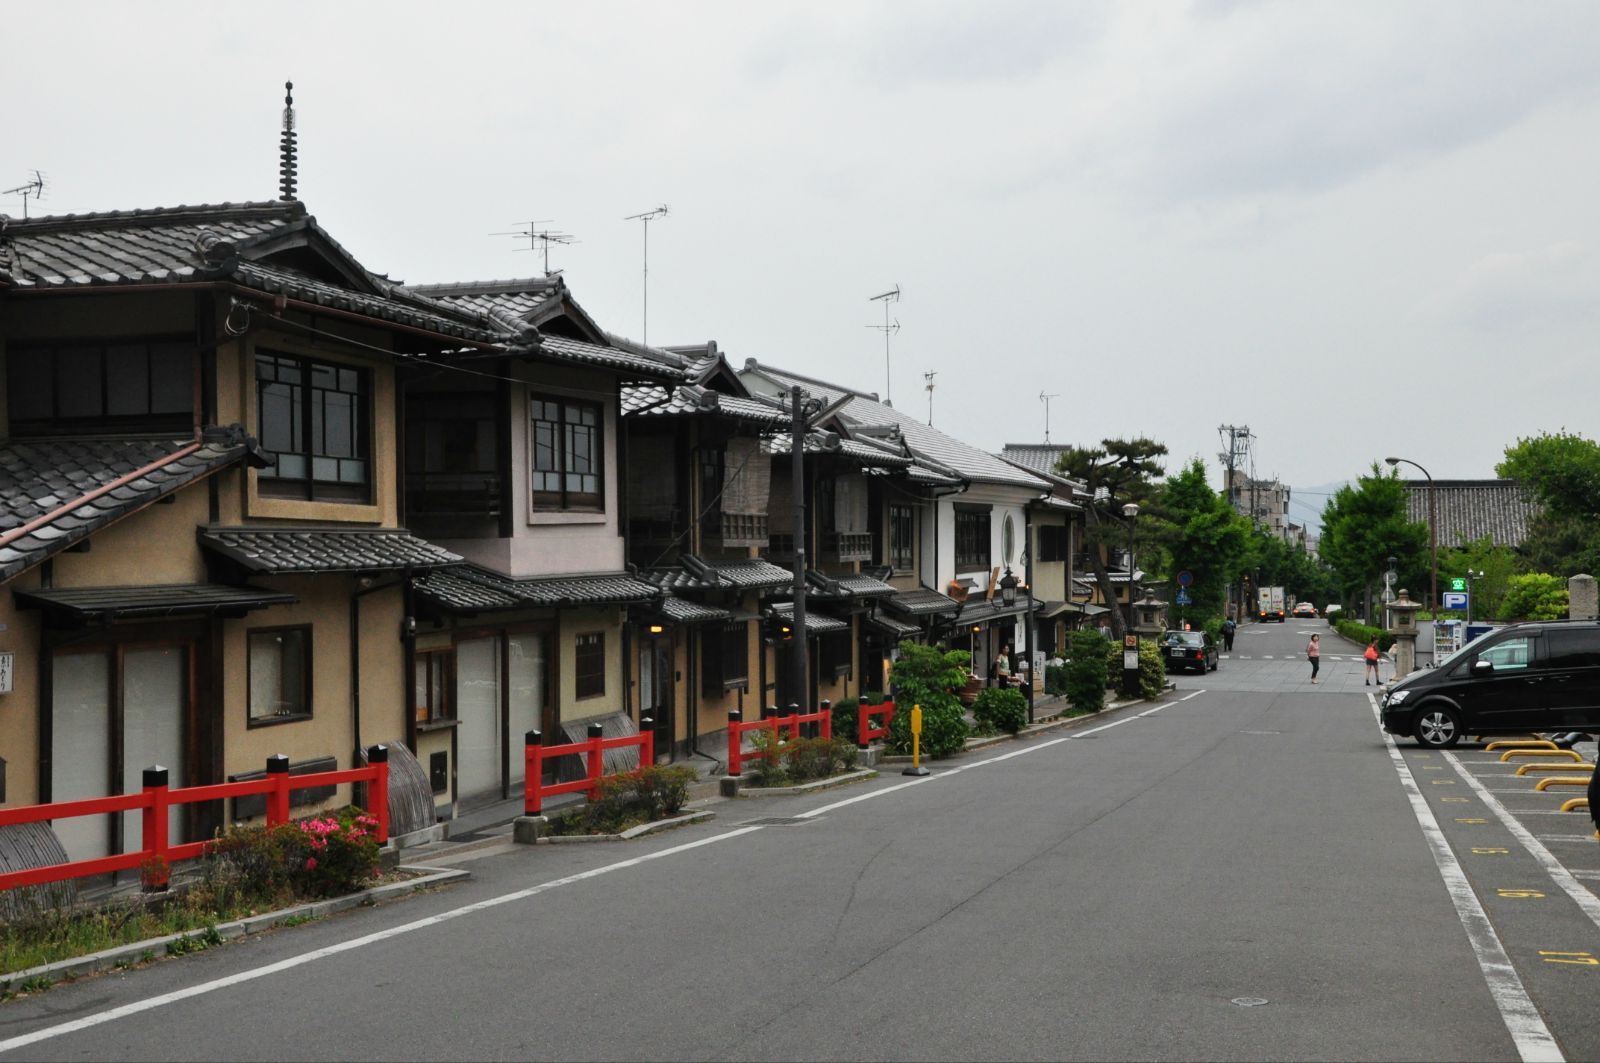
[278,81,298,202]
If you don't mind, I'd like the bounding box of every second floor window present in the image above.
[954,505,991,572]
[256,352,371,503]
[575,632,606,699]
[8,339,193,436]
[530,396,603,511]
[889,505,915,570]
[1037,525,1069,563]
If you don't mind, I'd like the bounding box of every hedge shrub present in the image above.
[1065,629,1109,714]
[972,687,1029,735]
[1335,618,1395,652]
[885,643,971,758]
[1044,663,1068,696]
[1138,639,1167,699]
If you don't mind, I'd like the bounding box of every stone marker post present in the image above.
[1569,574,1598,621]
[1388,588,1422,680]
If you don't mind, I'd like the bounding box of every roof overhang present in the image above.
[16,583,297,624]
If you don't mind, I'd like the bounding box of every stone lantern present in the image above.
[1389,588,1423,679]
[1133,591,1166,641]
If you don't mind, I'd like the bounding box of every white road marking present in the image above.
[1443,751,1600,931]
[0,693,1211,1054]
[1367,694,1562,1063]
[0,826,766,1055]
[1262,655,1274,659]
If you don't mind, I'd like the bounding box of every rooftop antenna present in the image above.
[1039,391,1060,443]
[624,205,669,344]
[924,370,937,425]
[3,171,44,219]
[492,220,577,275]
[867,285,901,405]
[278,81,298,202]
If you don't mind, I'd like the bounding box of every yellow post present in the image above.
[903,703,930,777]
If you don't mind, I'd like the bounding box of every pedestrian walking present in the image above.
[1364,640,1382,685]
[1221,617,1236,652]
[1307,633,1321,683]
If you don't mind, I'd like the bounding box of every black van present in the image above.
[1381,620,1600,748]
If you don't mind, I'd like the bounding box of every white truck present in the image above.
[1256,586,1286,623]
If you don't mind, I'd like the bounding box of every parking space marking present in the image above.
[1474,847,1512,855]
[1441,796,1472,803]
[1444,751,1600,933]
[1457,818,1490,824]
[1366,695,1561,1061]
[1540,951,1599,967]
[1499,889,1548,899]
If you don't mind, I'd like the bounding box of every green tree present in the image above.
[1436,536,1518,621]
[1055,438,1169,639]
[1157,459,1250,629]
[1317,464,1429,614]
[1498,573,1569,621]
[1497,431,1600,576]
[886,642,970,758]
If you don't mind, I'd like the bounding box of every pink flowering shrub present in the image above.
[203,806,382,903]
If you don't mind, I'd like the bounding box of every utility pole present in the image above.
[1218,424,1252,620]
[789,385,810,711]
[924,371,937,425]
[1040,392,1060,444]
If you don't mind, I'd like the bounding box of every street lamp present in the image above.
[1385,456,1437,617]
[999,567,1018,608]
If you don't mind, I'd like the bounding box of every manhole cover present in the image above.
[739,817,817,827]
[1231,997,1269,1007]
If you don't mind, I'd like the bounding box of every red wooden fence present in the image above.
[857,699,896,749]
[523,719,655,816]
[0,745,391,892]
[725,704,834,777]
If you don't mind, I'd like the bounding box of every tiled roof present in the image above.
[642,566,722,593]
[199,527,462,575]
[999,444,1068,476]
[15,583,297,622]
[865,613,923,639]
[409,278,561,321]
[764,432,914,469]
[659,597,734,624]
[1402,480,1538,548]
[950,599,1034,626]
[416,564,662,612]
[536,334,686,379]
[620,384,785,424]
[0,203,508,345]
[883,587,961,617]
[0,427,266,584]
[741,360,1050,491]
[712,558,794,590]
[807,571,896,599]
[766,602,850,634]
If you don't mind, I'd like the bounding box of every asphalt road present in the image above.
[3,620,1597,1061]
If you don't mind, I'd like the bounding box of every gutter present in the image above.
[0,440,204,554]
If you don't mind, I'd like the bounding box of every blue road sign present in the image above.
[1442,591,1469,611]
[1176,588,1192,605]
[1176,570,1194,588]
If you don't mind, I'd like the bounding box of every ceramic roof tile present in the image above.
[659,597,734,624]
[0,427,264,584]
[883,587,961,617]
[743,361,1051,490]
[766,602,850,634]
[416,564,661,611]
[1402,480,1539,548]
[199,527,462,574]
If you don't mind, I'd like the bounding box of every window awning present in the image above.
[15,583,297,623]
[865,613,922,640]
[883,587,961,618]
[655,597,734,625]
[416,564,661,613]
[950,599,1033,627]
[200,527,461,574]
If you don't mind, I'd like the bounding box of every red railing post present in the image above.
[727,710,743,777]
[366,745,390,843]
[266,754,290,826]
[639,716,655,770]
[859,699,871,749]
[585,722,605,801]
[786,703,801,743]
[525,730,544,815]
[140,765,169,860]
[819,700,832,742]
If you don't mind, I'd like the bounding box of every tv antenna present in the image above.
[624,205,669,344]
[924,370,937,425]
[1039,391,1060,443]
[492,219,577,275]
[4,171,45,218]
[866,285,901,405]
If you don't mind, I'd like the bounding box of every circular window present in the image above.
[1002,514,1016,565]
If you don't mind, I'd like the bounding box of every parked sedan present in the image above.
[1291,601,1318,619]
[1162,630,1218,674]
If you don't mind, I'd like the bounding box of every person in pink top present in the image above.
[1307,633,1321,684]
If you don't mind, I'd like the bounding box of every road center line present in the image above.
[0,826,767,1056]
[1443,751,1600,931]
[1365,693,1561,1063]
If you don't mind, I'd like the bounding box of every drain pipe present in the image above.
[688,624,723,765]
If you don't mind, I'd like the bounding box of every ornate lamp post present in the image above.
[1385,456,1437,616]
[1121,502,1140,629]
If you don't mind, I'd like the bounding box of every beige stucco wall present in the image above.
[51,488,211,587]
[0,576,44,807]
[558,606,625,723]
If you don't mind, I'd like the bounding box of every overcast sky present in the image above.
[8,2,1599,527]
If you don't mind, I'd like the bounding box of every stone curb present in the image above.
[2,864,470,990]
[526,809,717,845]
[719,769,877,798]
